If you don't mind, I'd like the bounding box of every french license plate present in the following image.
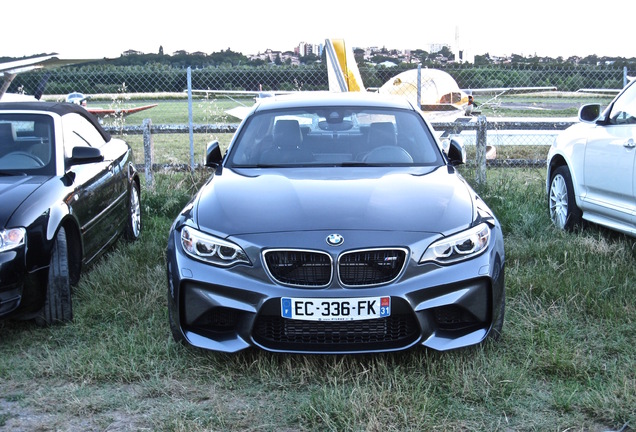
[281,296,391,321]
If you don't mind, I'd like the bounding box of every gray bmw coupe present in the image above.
[166,92,505,354]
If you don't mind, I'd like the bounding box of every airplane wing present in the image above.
[575,88,621,95]
[86,104,158,117]
[191,89,296,97]
[465,86,557,95]
[0,55,90,76]
[1,55,96,101]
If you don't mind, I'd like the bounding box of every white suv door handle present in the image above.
[624,138,636,148]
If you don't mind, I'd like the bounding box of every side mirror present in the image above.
[446,138,466,166]
[205,141,223,167]
[68,146,104,166]
[579,104,602,123]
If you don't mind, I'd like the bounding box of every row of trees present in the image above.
[4,47,635,70]
[113,48,636,69]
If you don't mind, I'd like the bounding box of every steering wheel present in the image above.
[0,152,45,168]
[363,146,413,163]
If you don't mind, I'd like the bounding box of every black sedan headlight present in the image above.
[0,228,26,253]
[180,226,250,267]
[420,223,490,265]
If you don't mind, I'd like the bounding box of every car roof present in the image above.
[252,91,418,113]
[0,101,110,141]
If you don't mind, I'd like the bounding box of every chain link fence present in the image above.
[11,63,630,95]
[7,63,633,174]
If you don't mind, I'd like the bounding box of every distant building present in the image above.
[429,43,451,54]
[122,49,144,56]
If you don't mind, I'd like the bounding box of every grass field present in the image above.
[0,166,634,431]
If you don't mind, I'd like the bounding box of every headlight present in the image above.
[420,223,490,265]
[180,226,250,267]
[0,228,26,253]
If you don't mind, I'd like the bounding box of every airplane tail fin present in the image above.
[325,39,365,92]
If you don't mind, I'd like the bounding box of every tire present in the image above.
[549,165,582,230]
[489,291,505,341]
[168,306,186,345]
[35,227,72,326]
[124,182,142,241]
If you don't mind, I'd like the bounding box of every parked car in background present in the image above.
[547,79,636,236]
[166,92,505,354]
[0,102,141,325]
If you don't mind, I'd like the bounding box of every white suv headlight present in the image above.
[180,226,250,267]
[420,223,490,265]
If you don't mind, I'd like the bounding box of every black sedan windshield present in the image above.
[0,114,55,175]
[226,106,443,167]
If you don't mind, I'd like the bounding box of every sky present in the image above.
[4,0,636,60]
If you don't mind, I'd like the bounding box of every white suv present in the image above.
[547,79,636,236]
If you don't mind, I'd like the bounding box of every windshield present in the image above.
[0,114,55,175]
[226,106,444,167]
[608,81,636,125]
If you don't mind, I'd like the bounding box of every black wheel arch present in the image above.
[45,204,83,287]
[547,154,568,180]
[547,154,571,197]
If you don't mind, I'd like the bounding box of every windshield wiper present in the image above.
[339,162,374,167]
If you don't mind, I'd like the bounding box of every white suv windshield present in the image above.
[609,82,636,125]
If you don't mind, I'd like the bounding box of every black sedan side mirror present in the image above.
[68,146,104,166]
[205,141,223,167]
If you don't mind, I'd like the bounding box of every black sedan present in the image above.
[0,102,141,325]
[166,92,505,354]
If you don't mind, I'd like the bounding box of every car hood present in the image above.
[0,175,47,228]
[194,166,475,236]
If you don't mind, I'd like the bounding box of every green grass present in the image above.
[0,168,634,431]
[124,132,234,166]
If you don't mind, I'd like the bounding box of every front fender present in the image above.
[547,124,590,205]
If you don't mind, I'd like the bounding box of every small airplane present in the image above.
[189,86,293,120]
[65,92,158,118]
[324,38,557,120]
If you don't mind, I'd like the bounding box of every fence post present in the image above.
[475,115,487,186]
[187,66,194,170]
[416,64,421,108]
[142,118,154,190]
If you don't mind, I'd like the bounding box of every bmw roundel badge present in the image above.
[326,233,344,246]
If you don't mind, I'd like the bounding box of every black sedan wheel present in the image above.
[125,182,142,241]
[36,227,72,326]
[549,166,582,230]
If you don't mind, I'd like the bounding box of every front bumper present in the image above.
[166,228,505,354]
[0,248,26,318]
